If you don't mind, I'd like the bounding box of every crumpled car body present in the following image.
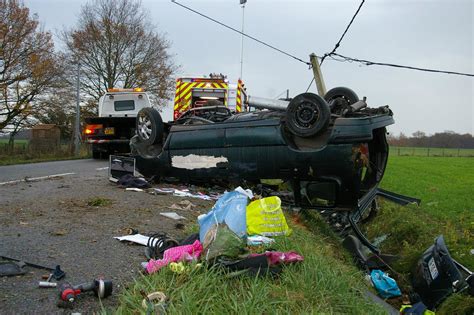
[132,102,393,211]
[131,89,421,256]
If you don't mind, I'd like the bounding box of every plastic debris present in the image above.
[202,224,246,261]
[246,196,291,236]
[249,251,304,266]
[114,234,160,246]
[125,187,144,192]
[146,240,203,274]
[168,200,196,211]
[198,188,250,241]
[160,212,186,220]
[152,187,221,200]
[370,269,401,299]
[247,235,275,246]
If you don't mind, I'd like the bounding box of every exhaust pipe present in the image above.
[247,95,289,111]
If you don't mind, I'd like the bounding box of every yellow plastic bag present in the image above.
[246,196,292,236]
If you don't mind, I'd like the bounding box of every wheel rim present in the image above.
[138,113,152,140]
[293,101,319,129]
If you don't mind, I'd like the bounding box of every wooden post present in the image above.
[309,53,327,97]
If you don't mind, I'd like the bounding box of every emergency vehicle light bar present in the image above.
[107,88,144,92]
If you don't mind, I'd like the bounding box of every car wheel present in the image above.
[286,93,330,137]
[136,107,163,146]
[324,87,359,115]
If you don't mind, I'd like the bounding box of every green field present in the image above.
[0,139,29,144]
[365,155,474,314]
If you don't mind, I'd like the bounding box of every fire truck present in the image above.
[173,74,248,120]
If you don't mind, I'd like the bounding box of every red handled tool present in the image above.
[59,279,113,306]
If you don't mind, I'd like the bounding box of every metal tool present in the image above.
[59,278,113,304]
[0,255,65,279]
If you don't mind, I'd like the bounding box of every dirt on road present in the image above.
[0,172,215,314]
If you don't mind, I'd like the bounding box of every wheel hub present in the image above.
[295,102,319,128]
[138,114,152,140]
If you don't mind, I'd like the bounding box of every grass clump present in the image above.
[114,216,387,314]
[87,197,112,207]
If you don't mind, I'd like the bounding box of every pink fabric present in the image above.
[146,240,203,274]
[249,251,304,266]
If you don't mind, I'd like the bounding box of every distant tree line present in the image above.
[388,131,474,149]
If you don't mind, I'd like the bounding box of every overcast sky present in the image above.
[25,0,473,136]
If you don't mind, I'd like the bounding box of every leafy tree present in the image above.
[34,86,76,140]
[0,0,63,132]
[62,0,177,108]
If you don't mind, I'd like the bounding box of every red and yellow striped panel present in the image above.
[174,80,229,114]
[236,80,242,112]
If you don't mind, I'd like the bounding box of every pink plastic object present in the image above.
[146,240,203,274]
[249,251,304,266]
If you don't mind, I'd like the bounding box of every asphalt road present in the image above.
[0,159,109,184]
[0,158,213,313]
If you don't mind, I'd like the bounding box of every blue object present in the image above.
[198,190,248,242]
[370,269,402,299]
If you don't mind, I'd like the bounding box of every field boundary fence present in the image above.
[390,146,474,157]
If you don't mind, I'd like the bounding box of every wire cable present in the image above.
[330,53,474,77]
[171,0,311,66]
[306,0,366,92]
[320,0,365,66]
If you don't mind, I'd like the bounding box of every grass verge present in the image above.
[0,154,90,166]
[363,156,474,314]
[113,214,387,314]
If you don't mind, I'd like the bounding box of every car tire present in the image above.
[324,87,359,114]
[136,107,163,146]
[286,93,330,137]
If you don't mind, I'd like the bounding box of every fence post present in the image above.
[412,148,415,156]
[398,148,400,156]
[458,148,460,157]
[442,148,445,157]
[427,148,430,157]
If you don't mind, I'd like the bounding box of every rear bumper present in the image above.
[86,139,130,144]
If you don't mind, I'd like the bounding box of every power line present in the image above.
[306,0,366,92]
[320,0,365,66]
[171,0,311,66]
[330,53,474,77]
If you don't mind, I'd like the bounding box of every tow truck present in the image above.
[84,88,151,159]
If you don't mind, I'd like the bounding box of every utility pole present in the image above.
[74,61,81,156]
[309,53,327,97]
[286,89,289,99]
[239,0,247,79]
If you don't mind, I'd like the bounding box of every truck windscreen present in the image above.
[114,100,135,111]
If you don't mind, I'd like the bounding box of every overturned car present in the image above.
[131,87,417,250]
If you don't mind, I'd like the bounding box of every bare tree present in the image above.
[63,0,177,108]
[0,0,63,132]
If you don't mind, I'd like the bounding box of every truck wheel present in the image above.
[286,93,330,137]
[324,87,359,115]
[136,107,163,146]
